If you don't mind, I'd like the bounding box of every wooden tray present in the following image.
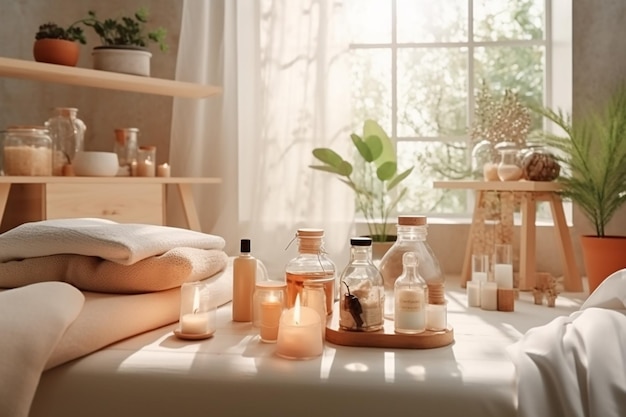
[325,306,454,349]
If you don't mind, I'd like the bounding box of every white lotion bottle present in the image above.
[232,239,257,322]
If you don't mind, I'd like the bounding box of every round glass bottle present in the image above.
[3,126,53,176]
[338,237,384,332]
[45,107,86,175]
[471,139,496,180]
[285,228,336,315]
[495,141,522,181]
[379,215,445,319]
[394,252,427,334]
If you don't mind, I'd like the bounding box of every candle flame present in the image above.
[294,293,301,325]
[192,288,200,314]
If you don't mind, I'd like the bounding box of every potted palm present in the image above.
[532,87,626,293]
[83,7,168,76]
[33,21,86,66]
[309,119,414,250]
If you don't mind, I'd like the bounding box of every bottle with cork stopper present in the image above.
[378,215,446,322]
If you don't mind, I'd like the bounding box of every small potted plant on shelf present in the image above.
[83,7,168,76]
[309,119,415,246]
[532,86,626,294]
[33,21,86,66]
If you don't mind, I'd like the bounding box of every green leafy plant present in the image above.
[309,120,415,242]
[83,7,168,52]
[35,22,86,44]
[531,87,626,237]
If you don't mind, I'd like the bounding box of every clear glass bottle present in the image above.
[471,139,496,180]
[3,126,53,176]
[285,228,336,315]
[113,127,139,169]
[136,145,156,177]
[379,215,445,319]
[338,237,384,332]
[394,252,427,334]
[496,141,522,181]
[45,107,86,175]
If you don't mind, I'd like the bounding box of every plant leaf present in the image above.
[364,134,383,160]
[363,119,396,167]
[376,161,397,181]
[309,162,352,177]
[312,148,344,168]
[351,133,374,162]
[387,166,414,191]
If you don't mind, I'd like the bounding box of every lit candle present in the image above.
[179,287,212,335]
[480,282,498,311]
[467,281,481,307]
[157,162,171,177]
[137,160,155,177]
[259,297,283,342]
[276,294,323,360]
[494,263,513,289]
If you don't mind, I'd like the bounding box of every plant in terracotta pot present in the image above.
[532,87,626,294]
[33,21,86,66]
[82,7,168,76]
[309,119,415,247]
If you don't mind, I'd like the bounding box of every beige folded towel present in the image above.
[0,218,225,265]
[0,248,228,293]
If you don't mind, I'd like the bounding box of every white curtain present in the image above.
[171,0,354,277]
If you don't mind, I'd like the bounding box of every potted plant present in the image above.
[309,119,415,249]
[83,7,168,76]
[532,87,626,293]
[33,21,86,66]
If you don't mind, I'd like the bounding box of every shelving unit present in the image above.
[0,57,223,232]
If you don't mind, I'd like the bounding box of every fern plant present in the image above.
[309,120,414,242]
[532,87,626,237]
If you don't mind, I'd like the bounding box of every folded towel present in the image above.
[0,218,225,265]
[0,248,228,293]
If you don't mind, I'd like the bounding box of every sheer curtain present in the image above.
[171,0,354,277]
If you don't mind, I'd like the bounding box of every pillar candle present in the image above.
[426,303,447,331]
[157,162,171,177]
[467,281,481,307]
[494,263,514,289]
[276,296,323,360]
[480,282,498,311]
[180,312,211,334]
[497,288,515,312]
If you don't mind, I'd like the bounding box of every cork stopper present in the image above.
[398,215,427,226]
[297,228,324,238]
[427,282,446,305]
[297,228,324,253]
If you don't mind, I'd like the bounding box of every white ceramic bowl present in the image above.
[72,151,119,177]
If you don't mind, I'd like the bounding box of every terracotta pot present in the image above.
[580,235,626,294]
[33,39,80,66]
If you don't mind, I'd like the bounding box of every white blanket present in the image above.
[508,269,626,417]
[0,218,225,265]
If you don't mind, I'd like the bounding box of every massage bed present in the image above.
[1,219,625,417]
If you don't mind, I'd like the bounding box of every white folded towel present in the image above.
[0,218,225,265]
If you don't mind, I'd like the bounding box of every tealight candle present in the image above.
[276,294,323,360]
[157,162,171,177]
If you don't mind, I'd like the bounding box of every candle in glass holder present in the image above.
[175,281,216,339]
[157,162,171,177]
[253,281,286,343]
[276,295,323,360]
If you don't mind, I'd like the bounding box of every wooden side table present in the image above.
[433,180,582,292]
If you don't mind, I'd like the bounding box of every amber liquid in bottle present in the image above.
[285,271,334,315]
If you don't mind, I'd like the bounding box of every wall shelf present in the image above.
[0,57,222,98]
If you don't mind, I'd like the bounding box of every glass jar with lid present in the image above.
[379,215,445,319]
[285,228,336,315]
[338,237,384,332]
[495,141,523,181]
[3,126,53,176]
[521,144,560,181]
[45,107,86,175]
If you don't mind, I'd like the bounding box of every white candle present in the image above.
[426,303,447,331]
[157,162,171,177]
[494,263,514,289]
[394,288,426,334]
[276,295,323,360]
[480,282,498,311]
[137,160,155,177]
[471,271,488,283]
[180,312,210,334]
[259,298,282,342]
[467,281,481,307]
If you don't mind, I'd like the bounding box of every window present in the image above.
[345,0,551,216]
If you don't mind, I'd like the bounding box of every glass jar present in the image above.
[496,141,523,181]
[136,145,156,177]
[252,281,286,343]
[302,280,328,338]
[285,228,336,315]
[394,252,428,334]
[521,145,560,181]
[338,237,384,332]
[3,126,53,176]
[45,107,86,175]
[471,139,497,181]
[113,127,139,169]
[379,215,445,319]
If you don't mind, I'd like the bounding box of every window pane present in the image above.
[397,47,468,137]
[397,141,469,213]
[345,0,391,44]
[474,0,544,41]
[350,49,392,132]
[397,0,468,43]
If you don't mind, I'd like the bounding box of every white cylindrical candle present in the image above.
[467,281,481,307]
[480,282,498,311]
[137,160,155,177]
[157,162,171,177]
[276,299,323,360]
[472,271,488,283]
[259,299,282,342]
[494,263,514,289]
[426,303,447,331]
[394,288,426,334]
[180,312,210,334]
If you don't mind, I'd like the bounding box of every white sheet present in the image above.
[508,269,626,417]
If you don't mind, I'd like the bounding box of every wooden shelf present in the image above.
[0,57,222,98]
[433,180,563,192]
[0,176,221,185]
